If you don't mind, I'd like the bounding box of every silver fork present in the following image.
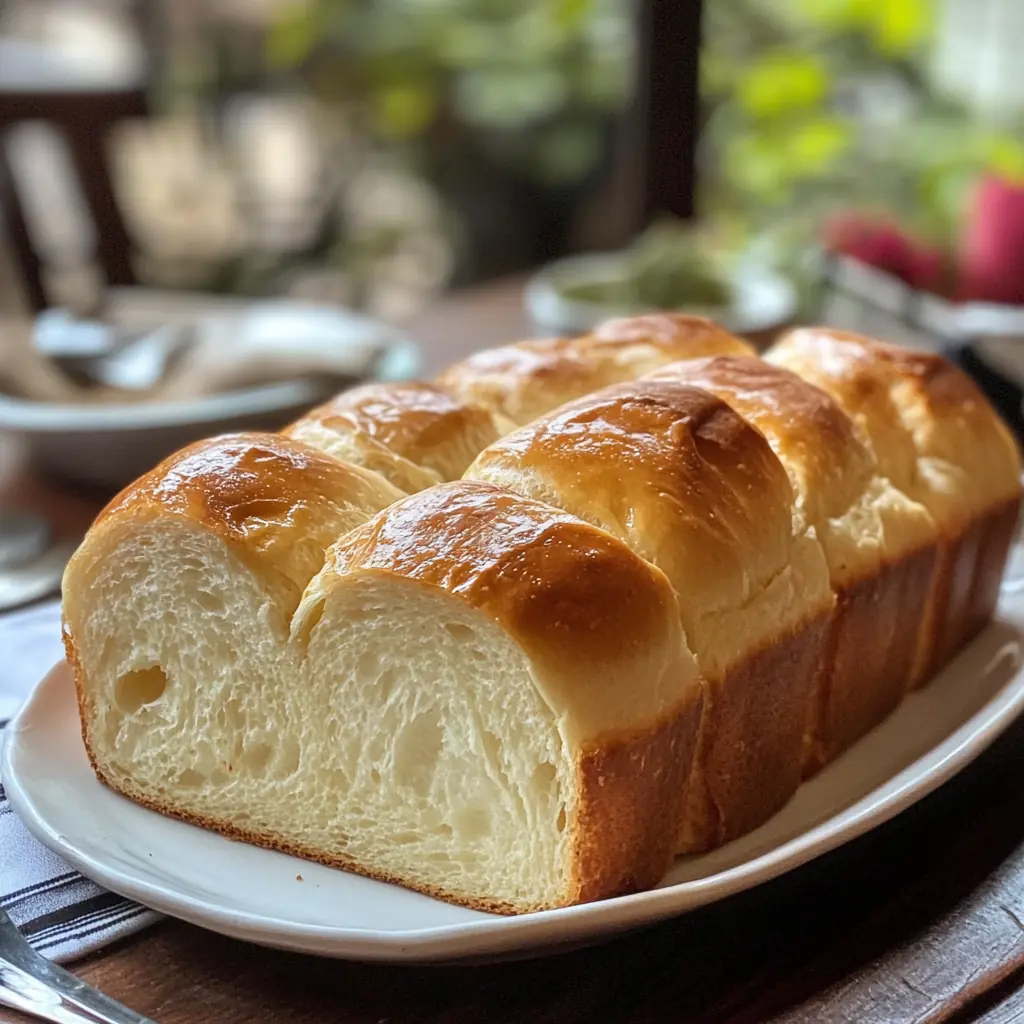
[0,907,156,1023]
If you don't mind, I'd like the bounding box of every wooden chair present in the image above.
[0,35,147,313]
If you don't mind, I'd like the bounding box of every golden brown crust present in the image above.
[646,355,877,526]
[805,543,938,773]
[571,691,702,904]
[587,313,755,357]
[467,379,798,644]
[683,610,831,852]
[87,432,403,618]
[921,495,1021,680]
[437,314,754,425]
[768,327,1022,685]
[768,327,1023,517]
[285,381,509,484]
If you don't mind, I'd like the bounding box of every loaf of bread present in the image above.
[62,314,1022,914]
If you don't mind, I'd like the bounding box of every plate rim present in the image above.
[5,638,1024,962]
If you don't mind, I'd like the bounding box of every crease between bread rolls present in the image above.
[465,379,836,851]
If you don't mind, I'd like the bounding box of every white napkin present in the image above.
[0,601,161,962]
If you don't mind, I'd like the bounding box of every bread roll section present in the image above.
[767,328,1023,684]
[294,480,702,911]
[285,380,512,494]
[646,356,939,770]
[466,379,835,851]
[62,433,404,833]
[438,313,754,425]
[62,314,1022,913]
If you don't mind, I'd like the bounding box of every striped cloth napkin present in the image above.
[0,600,161,962]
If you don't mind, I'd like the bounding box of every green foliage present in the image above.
[737,53,828,118]
[702,0,958,264]
[263,0,630,188]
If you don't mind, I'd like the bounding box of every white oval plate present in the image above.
[5,583,1024,964]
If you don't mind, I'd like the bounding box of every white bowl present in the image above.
[525,252,798,336]
[0,338,422,491]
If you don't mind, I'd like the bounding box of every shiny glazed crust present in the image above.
[284,380,512,491]
[466,379,810,656]
[437,314,754,426]
[768,328,1023,684]
[83,432,406,620]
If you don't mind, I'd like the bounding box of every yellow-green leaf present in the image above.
[737,53,829,119]
[984,135,1024,184]
[788,118,852,173]
[371,84,438,139]
[867,0,933,56]
[791,0,874,31]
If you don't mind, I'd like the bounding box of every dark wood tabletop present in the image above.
[4,278,1024,1024]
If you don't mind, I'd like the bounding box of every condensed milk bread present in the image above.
[62,315,1022,913]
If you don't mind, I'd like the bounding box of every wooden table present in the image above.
[5,279,1024,1023]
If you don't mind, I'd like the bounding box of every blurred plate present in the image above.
[0,319,421,491]
[525,253,797,336]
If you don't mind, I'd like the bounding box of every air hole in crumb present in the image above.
[224,698,246,731]
[444,622,475,642]
[377,667,397,702]
[370,768,382,785]
[393,710,444,793]
[532,761,557,791]
[178,769,205,787]
[452,807,491,840]
[556,808,567,833]
[114,666,168,714]
[241,741,272,773]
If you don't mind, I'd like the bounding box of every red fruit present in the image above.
[823,213,913,279]
[903,243,949,295]
[960,174,1024,306]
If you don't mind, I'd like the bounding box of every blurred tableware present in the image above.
[0,302,421,490]
[525,252,797,336]
[0,512,73,613]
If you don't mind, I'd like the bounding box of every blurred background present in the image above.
[3,0,1021,323]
